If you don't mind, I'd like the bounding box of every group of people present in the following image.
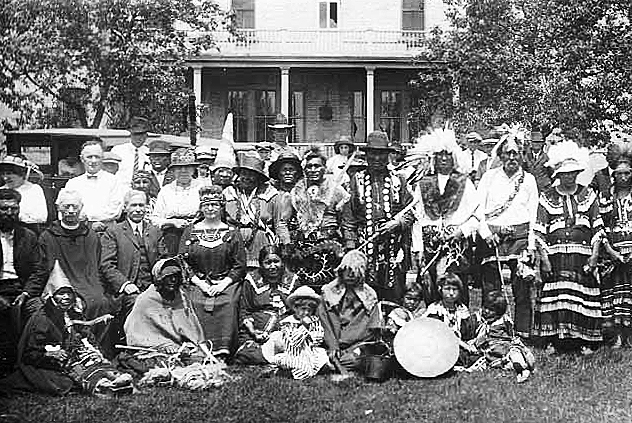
[1,112,631,395]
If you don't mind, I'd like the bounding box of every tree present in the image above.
[0,0,231,132]
[412,0,632,144]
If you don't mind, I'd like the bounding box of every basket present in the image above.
[362,341,392,382]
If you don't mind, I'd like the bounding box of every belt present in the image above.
[488,222,529,238]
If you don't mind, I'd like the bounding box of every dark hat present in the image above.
[255,141,275,151]
[129,116,150,134]
[530,131,544,142]
[361,131,395,151]
[268,113,294,130]
[169,148,199,167]
[334,135,355,148]
[234,153,269,181]
[147,140,171,155]
[268,151,303,181]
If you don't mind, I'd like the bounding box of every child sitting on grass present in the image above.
[422,272,482,370]
[469,291,535,383]
[386,288,424,334]
[264,286,330,380]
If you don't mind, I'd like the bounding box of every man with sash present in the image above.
[476,134,539,338]
[342,131,414,302]
[409,128,479,305]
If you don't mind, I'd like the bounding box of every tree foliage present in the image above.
[412,0,632,144]
[0,0,230,132]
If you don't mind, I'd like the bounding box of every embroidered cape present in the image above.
[291,176,349,236]
[418,172,469,221]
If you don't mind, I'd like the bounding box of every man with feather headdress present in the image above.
[407,128,479,305]
[476,128,539,339]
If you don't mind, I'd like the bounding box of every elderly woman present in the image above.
[532,141,604,354]
[179,185,246,361]
[152,148,207,255]
[0,155,48,230]
[224,153,289,269]
[318,250,381,372]
[233,245,297,365]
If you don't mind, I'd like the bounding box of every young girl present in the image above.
[422,273,481,369]
[471,291,535,383]
[264,286,330,380]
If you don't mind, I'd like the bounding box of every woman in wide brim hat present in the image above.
[233,153,269,182]
[267,113,294,130]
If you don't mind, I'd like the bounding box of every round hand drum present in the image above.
[393,317,459,378]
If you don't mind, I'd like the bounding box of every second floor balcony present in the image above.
[204,29,426,59]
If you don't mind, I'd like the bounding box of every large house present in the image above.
[189,0,449,145]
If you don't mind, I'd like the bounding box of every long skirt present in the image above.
[601,262,632,328]
[533,253,603,342]
[189,283,242,356]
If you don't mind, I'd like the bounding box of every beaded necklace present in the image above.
[485,169,525,220]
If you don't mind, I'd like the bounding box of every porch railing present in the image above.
[206,29,426,57]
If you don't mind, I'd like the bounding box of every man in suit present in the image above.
[146,140,174,198]
[523,131,552,192]
[591,141,625,201]
[101,190,164,313]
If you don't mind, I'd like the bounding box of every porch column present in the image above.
[192,65,203,128]
[280,66,290,117]
[366,67,375,135]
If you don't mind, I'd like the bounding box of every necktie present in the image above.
[135,225,141,239]
[133,148,139,176]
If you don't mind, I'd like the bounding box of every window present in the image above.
[351,91,365,141]
[254,90,276,141]
[402,0,424,31]
[319,1,338,28]
[292,91,305,142]
[228,90,249,142]
[232,0,255,29]
[380,91,402,143]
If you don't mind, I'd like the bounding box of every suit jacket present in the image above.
[0,224,42,297]
[590,167,613,200]
[100,220,165,293]
[523,151,552,192]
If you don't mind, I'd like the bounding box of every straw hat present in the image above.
[0,155,28,170]
[268,150,302,181]
[129,116,150,134]
[147,140,171,155]
[102,151,122,164]
[286,286,321,309]
[393,317,459,378]
[169,148,199,168]
[268,113,294,130]
[334,135,356,153]
[196,143,220,160]
[233,152,269,181]
[546,141,589,177]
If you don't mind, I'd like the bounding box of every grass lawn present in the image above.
[1,346,632,423]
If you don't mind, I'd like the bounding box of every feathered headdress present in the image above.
[404,127,462,184]
[545,140,590,177]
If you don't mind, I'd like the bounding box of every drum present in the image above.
[393,317,459,378]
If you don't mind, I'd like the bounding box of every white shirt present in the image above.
[457,149,488,174]
[476,166,539,248]
[0,231,17,280]
[153,169,168,187]
[112,142,151,186]
[65,170,124,222]
[16,181,48,224]
[128,220,143,236]
[151,179,204,226]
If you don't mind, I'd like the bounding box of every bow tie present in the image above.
[86,174,98,180]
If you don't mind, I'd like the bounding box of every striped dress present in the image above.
[532,186,604,342]
[269,315,329,380]
[600,189,632,327]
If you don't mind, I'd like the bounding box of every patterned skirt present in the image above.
[533,252,603,342]
[601,262,632,327]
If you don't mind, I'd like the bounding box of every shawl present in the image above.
[124,285,205,350]
[244,269,297,295]
[418,172,468,220]
[321,278,378,312]
[290,176,350,235]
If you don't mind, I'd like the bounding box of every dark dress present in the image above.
[179,224,246,356]
[233,269,297,364]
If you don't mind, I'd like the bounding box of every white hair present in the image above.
[124,189,147,207]
[55,188,83,208]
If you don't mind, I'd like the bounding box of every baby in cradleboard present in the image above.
[468,290,535,383]
[263,286,330,380]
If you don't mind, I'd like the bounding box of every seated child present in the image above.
[264,286,330,380]
[422,272,482,370]
[470,291,535,383]
[386,288,424,334]
[0,261,133,396]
